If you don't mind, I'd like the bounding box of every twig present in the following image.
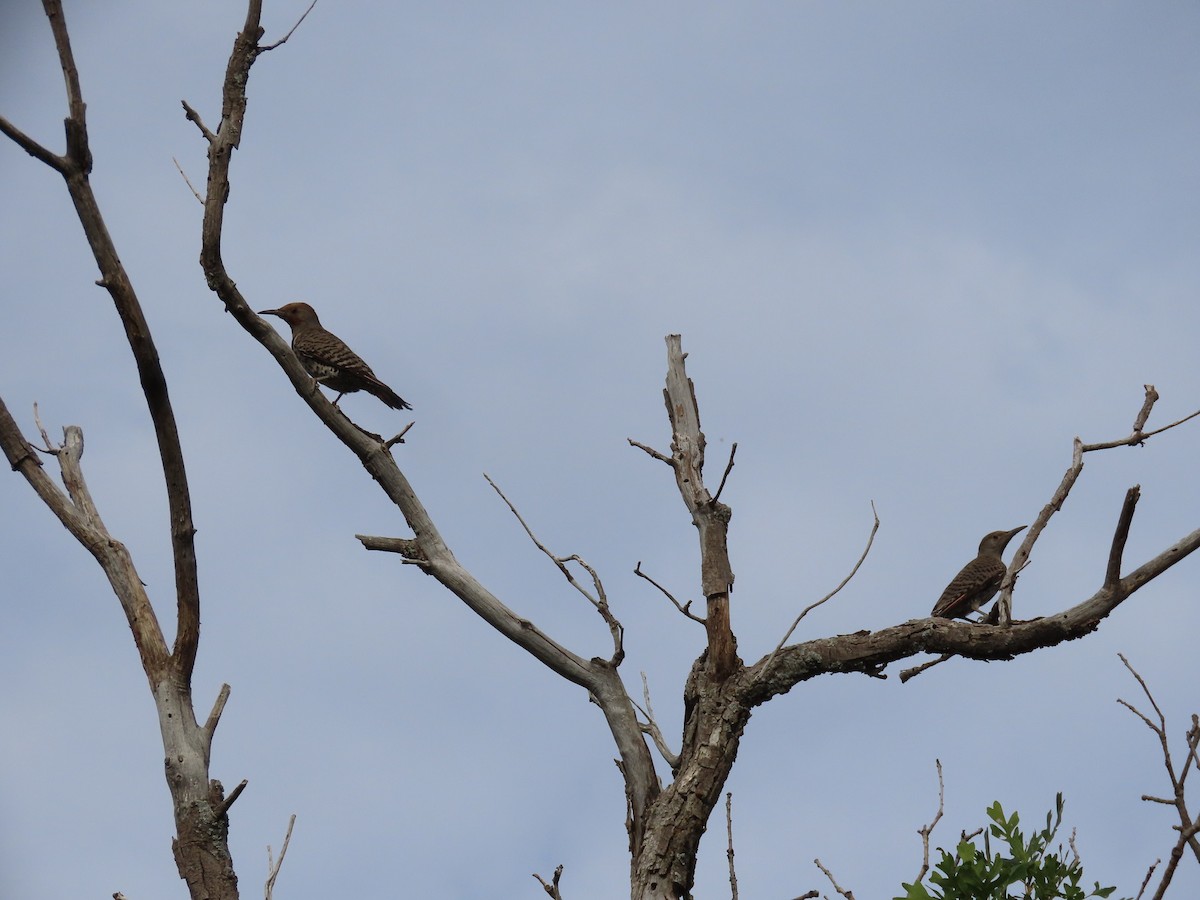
[636,672,679,769]
[1117,653,1200,896]
[814,858,855,900]
[212,779,248,820]
[172,157,204,204]
[910,759,945,886]
[627,437,672,465]
[265,814,296,900]
[260,0,319,52]
[1105,486,1140,588]
[32,402,56,454]
[1134,860,1161,900]
[484,473,624,665]
[354,534,431,567]
[1132,385,1160,436]
[1080,385,1200,451]
[711,442,737,505]
[532,864,564,899]
[899,653,952,683]
[204,683,232,743]
[725,793,738,900]
[755,502,879,683]
[634,561,704,624]
[997,387,1198,625]
[180,100,216,143]
[384,420,415,449]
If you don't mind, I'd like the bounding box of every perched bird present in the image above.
[259,302,411,410]
[931,525,1026,619]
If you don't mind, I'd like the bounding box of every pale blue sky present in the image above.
[2,3,1199,898]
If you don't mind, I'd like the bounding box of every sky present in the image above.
[2,2,1199,898]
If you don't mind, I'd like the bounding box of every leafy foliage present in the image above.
[897,794,1127,900]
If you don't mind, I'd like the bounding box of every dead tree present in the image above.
[0,2,240,898]
[5,2,1200,898]
[185,8,1200,899]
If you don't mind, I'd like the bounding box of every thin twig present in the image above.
[1134,860,1161,900]
[636,672,679,769]
[384,420,415,449]
[814,858,855,900]
[172,157,204,204]
[755,502,879,683]
[634,561,704,624]
[265,814,296,900]
[911,759,944,887]
[711,442,737,505]
[1117,653,1200,894]
[484,472,624,664]
[260,0,319,52]
[627,437,673,465]
[899,653,952,683]
[725,792,738,900]
[32,402,57,454]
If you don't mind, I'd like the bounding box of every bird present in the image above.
[931,525,1026,619]
[258,302,412,410]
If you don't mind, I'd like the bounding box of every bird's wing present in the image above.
[931,562,1004,618]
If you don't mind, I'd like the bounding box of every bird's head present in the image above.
[258,302,320,329]
[978,525,1027,555]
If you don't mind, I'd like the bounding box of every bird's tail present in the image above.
[365,376,412,411]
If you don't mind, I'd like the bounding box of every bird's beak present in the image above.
[1008,525,1028,539]
[258,308,281,317]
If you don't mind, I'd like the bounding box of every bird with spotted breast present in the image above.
[259,302,412,411]
[931,525,1026,619]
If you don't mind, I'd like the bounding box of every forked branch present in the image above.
[996,386,1197,626]
[484,472,624,665]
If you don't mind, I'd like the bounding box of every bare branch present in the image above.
[1132,384,1159,435]
[636,672,678,769]
[12,0,206,675]
[180,100,216,143]
[172,156,204,204]
[899,653,952,684]
[756,501,879,684]
[627,437,672,465]
[1105,486,1140,588]
[995,437,1083,625]
[384,421,415,448]
[998,386,1199,625]
[532,864,564,899]
[0,113,67,172]
[212,779,248,820]
[725,793,738,900]
[260,0,319,52]
[1135,860,1161,900]
[265,814,297,900]
[634,561,704,624]
[814,858,855,900]
[660,334,738,678]
[484,472,624,665]
[911,759,945,887]
[354,534,432,567]
[745,525,1200,705]
[1117,653,1200,894]
[204,683,232,746]
[1081,385,1200,451]
[711,441,738,505]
